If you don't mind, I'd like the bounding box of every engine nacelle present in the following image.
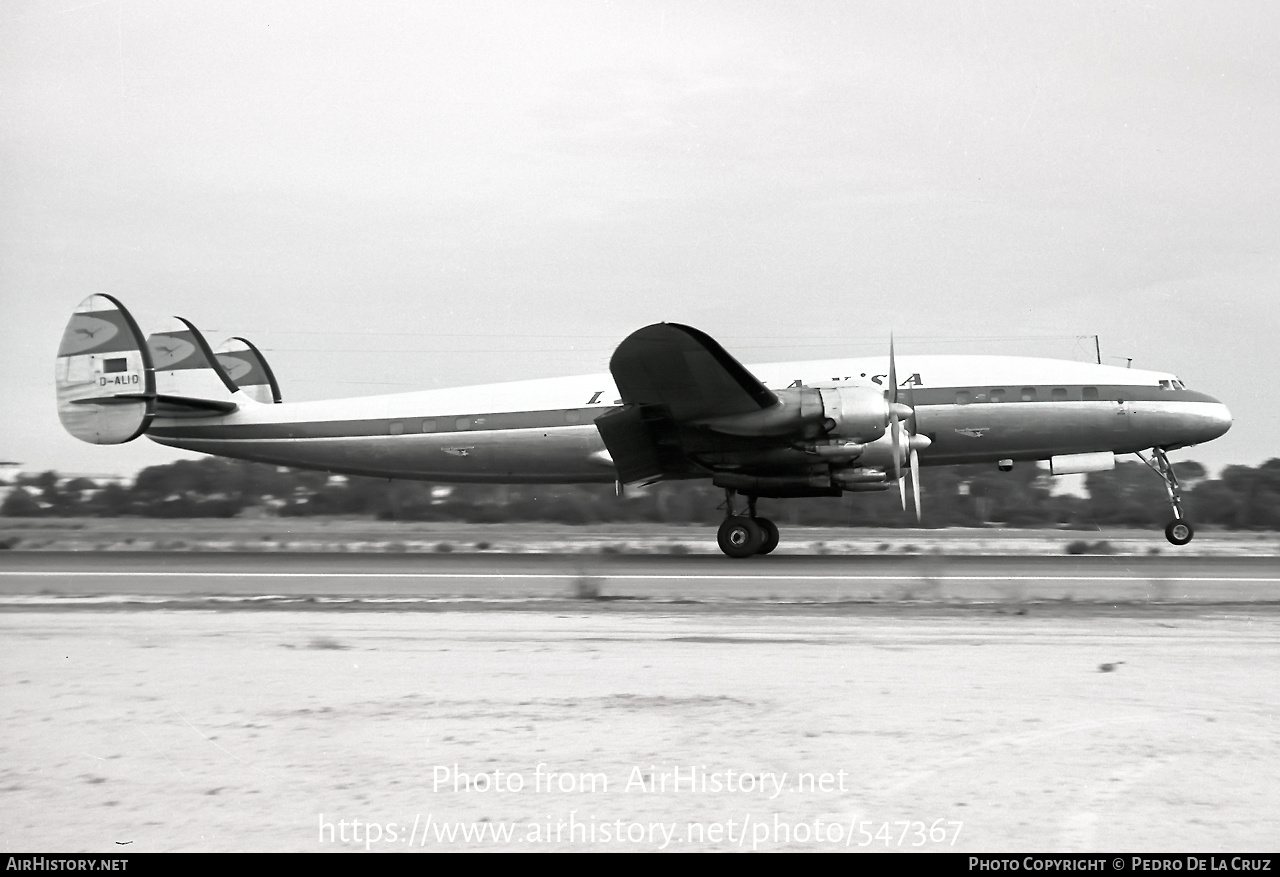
[830,467,888,487]
[695,387,825,436]
[691,385,909,444]
[818,386,894,441]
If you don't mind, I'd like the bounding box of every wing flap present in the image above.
[594,406,667,484]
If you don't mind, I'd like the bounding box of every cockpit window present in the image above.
[1159,380,1172,390]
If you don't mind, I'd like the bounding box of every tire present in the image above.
[718,516,763,558]
[755,518,779,555]
[1165,518,1194,546]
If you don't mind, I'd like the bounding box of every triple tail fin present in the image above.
[56,294,155,444]
[55,296,256,445]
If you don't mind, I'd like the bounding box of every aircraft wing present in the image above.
[608,323,777,420]
[596,323,783,484]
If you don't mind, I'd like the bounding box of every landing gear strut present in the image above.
[1138,448,1194,545]
[717,491,779,558]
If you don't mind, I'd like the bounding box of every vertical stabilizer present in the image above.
[55,294,155,444]
[215,337,282,403]
[147,318,239,403]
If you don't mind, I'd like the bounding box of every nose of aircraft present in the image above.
[1201,400,1233,442]
[1208,399,1228,435]
[1147,395,1232,450]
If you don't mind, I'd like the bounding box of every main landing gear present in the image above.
[717,491,779,558]
[1138,447,1194,545]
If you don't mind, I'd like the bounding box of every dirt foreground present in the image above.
[2,607,1277,852]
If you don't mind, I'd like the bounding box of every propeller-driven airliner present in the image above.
[56,295,1232,557]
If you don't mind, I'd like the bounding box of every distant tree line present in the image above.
[3,457,1279,529]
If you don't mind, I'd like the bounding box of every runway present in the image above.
[1,551,1278,608]
[3,550,1278,852]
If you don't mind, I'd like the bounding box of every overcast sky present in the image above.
[2,0,1276,479]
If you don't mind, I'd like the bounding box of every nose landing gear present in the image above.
[717,491,779,558]
[1138,448,1194,545]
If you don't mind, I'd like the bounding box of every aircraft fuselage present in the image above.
[144,354,1231,482]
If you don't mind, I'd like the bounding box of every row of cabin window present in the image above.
[385,410,588,435]
[956,387,1103,404]
[381,390,1121,433]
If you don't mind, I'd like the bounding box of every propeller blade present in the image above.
[887,333,898,406]
[888,333,903,495]
[902,363,915,430]
[891,407,903,503]
[910,447,922,522]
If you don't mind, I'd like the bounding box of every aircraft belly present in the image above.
[916,403,1141,463]
[148,427,616,483]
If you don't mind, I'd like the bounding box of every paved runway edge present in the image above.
[1,551,1277,612]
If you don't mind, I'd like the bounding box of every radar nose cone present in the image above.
[1207,401,1233,440]
[1186,399,1233,445]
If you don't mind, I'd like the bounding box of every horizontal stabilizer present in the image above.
[56,294,155,444]
[215,337,282,403]
[155,395,239,415]
[66,394,150,407]
[64,392,234,415]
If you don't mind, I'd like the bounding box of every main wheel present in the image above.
[1164,518,1194,545]
[755,517,779,555]
[718,516,763,558]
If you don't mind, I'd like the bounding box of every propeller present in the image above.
[887,335,923,523]
[888,334,902,500]
[904,364,923,522]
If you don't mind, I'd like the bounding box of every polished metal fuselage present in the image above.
[145,355,1232,483]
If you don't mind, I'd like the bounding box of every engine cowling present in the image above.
[693,385,910,444]
[818,387,894,441]
[694,387,825,436]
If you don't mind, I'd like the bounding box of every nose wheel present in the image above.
[1139,448,1195,545]
[716,491,780,557]
[1164,518,1194,546]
